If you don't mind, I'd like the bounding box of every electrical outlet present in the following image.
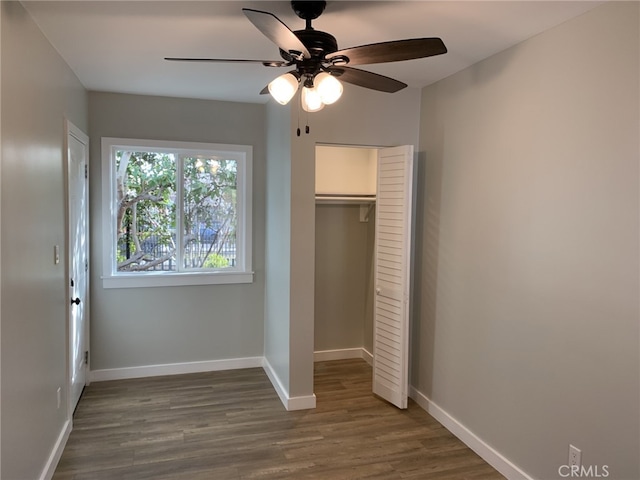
[57,387,61,409]
[569,444,581,468]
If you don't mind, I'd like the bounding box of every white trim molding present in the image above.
[361,348,373,365]
[287,394,317,411]
[40,420,71,480]
[262,358,316,411]
[90,356,263,382]
[409,386,534,480]
[90,356,317,410]
[262,357,288,407]
[314,347,373,366]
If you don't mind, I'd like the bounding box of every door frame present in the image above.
[64,119,90,417]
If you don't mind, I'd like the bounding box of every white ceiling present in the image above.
[23,1,602,104]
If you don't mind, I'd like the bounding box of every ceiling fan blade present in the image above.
[328,66,407,93]
[326,38,447,66]
[164,57,287,67]
[242,8,310,60]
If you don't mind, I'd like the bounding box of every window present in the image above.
[102,138,253,288]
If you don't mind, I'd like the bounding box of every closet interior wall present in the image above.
[314,204,375,354]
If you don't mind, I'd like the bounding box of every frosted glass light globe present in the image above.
[301,86,325,112]
[315,72,343,105]
[268,73,299,105]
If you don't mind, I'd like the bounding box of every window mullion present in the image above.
[111,147,118,275]
[176,153,184,272]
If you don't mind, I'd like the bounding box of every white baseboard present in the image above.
[261,357,289,408]
[40,419,71,480]
[262,357,316,411]
[361,348,373,365]
[90,356,316,410]
[314,347,373,366]
[409,386,533,480]
[90,356,263,382]
[287,393,317,410]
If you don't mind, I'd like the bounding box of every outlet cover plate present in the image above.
[569,444,582,468]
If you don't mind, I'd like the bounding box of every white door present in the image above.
[372,145,414,409]
[66,121,89,412]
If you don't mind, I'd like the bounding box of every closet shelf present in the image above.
[315,195,376,205]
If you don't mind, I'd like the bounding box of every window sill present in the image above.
[102,271,254,289]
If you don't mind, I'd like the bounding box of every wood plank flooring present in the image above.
[53,359,504,479]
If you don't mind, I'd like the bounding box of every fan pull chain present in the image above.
[295,93,311,137]
[296,93,301,137]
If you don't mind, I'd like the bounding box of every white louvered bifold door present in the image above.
[372,145,414,409]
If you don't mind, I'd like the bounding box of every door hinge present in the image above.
[84,164,88,179]
[84,351,89,365]
[85,261,88,272]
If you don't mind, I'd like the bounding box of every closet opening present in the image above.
[313,143,415,409]
[314,144,378,369]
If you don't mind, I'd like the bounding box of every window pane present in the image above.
[115,150,177,272]
[182,156,237,270]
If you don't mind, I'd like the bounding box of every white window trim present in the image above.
[101,137,253,289]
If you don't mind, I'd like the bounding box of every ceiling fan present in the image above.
[166,1,447,111]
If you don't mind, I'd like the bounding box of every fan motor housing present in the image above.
[279,29,338,77]
[293,29,337,57]
[291,1,326,21]
[287,0,335,65]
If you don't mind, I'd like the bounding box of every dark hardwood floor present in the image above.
[53,359,504,479]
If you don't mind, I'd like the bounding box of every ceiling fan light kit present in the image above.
[315,72,343,105]
[301,85,325,112]
[268,72,300,105]
[270,70,343,110]
[165,0,447,112]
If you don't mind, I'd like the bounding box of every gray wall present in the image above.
[1,2,88,478]
[314,204,375,353]
[414,3,639,479]
[264,101,292,392]
[88,92,266,370]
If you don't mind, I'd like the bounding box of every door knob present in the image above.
[71,297,81,305]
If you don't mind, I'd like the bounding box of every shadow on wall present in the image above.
[411,148,444,396]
